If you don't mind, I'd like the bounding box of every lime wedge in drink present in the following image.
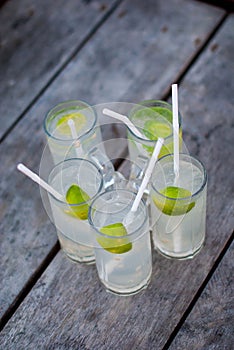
[153,186,195,216]
[135,106,172,156]
[97,223,132,254]
[56,112,86,135]
[143,121,172,140]
[142,106,173,140]
[141,120,172,157]
[150,106,172,122]
[65,184,90,220]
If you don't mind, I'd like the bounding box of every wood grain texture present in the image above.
[58,0,224,105]
[0,0,119,139]
[0,10,233,350]
[169,241,234,350]
[0,0,224,141]
[0,0,223,324]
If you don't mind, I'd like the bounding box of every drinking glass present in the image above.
[44,100,124,190]
[127,100,183,166]
[48,158,104,263]
[89,189,152,295]
[150,154,207,259]
[44,100,101,164]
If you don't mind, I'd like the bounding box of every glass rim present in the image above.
[151,153,207,200]
[88,189,149,239]
[43,99,97,142]
[48,157,104,205]
[128,99,182,142]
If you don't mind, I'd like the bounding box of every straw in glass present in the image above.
[67,119,83,157]
[17,163,64,201]
[124,137,164,225]
[172,84,180,184]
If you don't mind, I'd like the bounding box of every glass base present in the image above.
[155,242,204,260]
[100,273,151,296]
[63,250,95,264]
[58,232,95,264]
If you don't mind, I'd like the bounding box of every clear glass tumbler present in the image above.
[150,154,207,259]
[48,158,104,263]
[44,100,100,164]
[127,100,183,165]
[89,189,152,295]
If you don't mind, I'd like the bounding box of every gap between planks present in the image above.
[195,0,234,12]
[162,12,229,100]
[104,11,229,172]
[162,230,234,350]
[0,148,128,333]
[0,241,60,332]
[0,3,227,146]
[0,0,124,145]
[0,4,229,335]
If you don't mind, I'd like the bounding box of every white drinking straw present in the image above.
[172,84,183,252]
[131,138,164,212]
[17,163,64,201]
[103,108,149,140]
[123,138,164,226]
[172,84,179,183]
[67,119,83,157]
[68,119,78,140]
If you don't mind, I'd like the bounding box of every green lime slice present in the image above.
[149,106,172,122]
[97,223,132,254]
[133,106,172,122]
[56,112,86,135]
[142,106,173,140]
[153,186,195,216]
[143,121,172,140]
[65,184,90,220]
[142,120,171,156]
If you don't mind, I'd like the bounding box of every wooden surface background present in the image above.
[0,0,233,349]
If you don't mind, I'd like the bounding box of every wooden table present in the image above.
[0,0,233,349]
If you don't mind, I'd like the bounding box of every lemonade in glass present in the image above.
[48,158,103,263]
[150,154,207,259]
[128,100,182,163]
[44,100,101,164]
[89,189,152,295]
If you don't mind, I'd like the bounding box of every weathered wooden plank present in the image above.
[0,0,225,328]
[0,8,232,350]
[63,0,224,105]
[168,241,234,350]
[0,0,120,140]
